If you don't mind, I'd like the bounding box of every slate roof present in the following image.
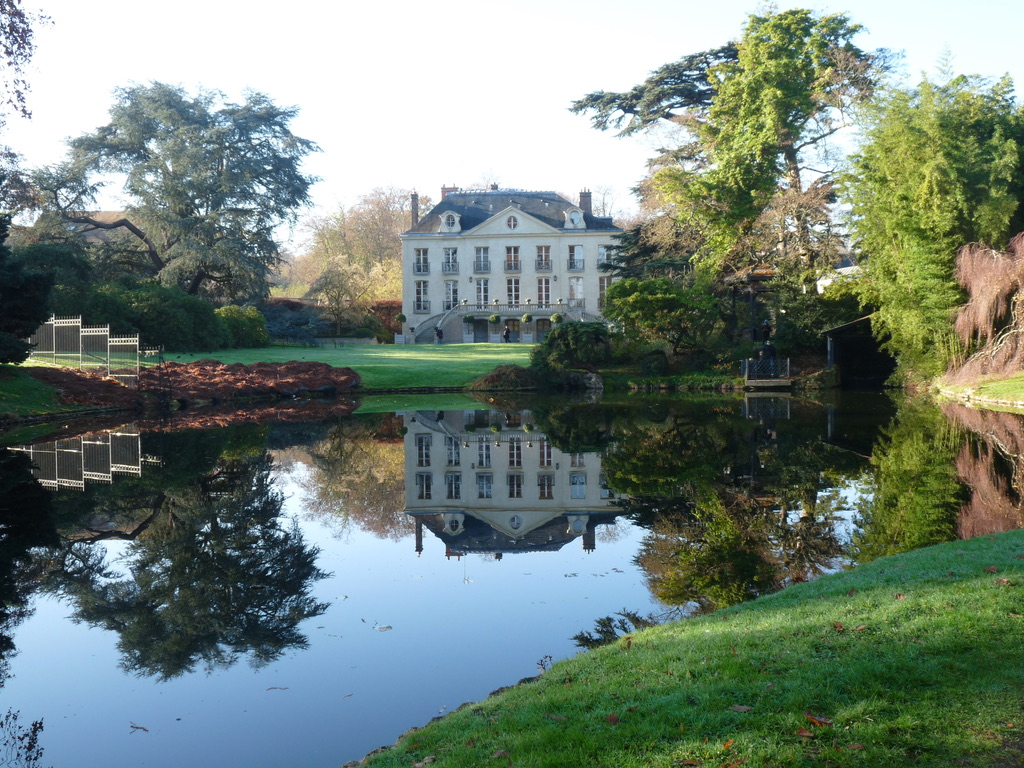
[405,188,620,234]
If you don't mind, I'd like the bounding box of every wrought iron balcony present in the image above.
[504,260,521,272]
[413,263,430,274]
[535,259,552,271]
[442,261,459,274]
[473,260,490,273]
[567,259,585,271]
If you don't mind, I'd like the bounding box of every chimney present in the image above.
[579,189,593,216]
[490,183,498,191]
[441,184,458,199]
[410,192,419,227]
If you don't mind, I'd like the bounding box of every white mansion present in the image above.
[400,185,622,343]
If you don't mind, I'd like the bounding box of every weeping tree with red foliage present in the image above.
[947,234,1024,384]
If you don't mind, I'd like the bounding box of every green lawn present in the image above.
[164,342,535,390]
[940,372,1024,409]
[0,364,64,418]
[361,530,1024,768]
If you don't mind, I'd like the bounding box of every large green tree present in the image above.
[574,9,885,278]
[32,83,318,300]
[0,216,52,363]
[845,73,1024,380]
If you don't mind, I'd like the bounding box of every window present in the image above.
[445,435,460,466]
[508,437,522,468]
[506,278,520,306]
[474,246,490,272]
[477,437,492,467]
[505,246,520,271]
[416,472,432,500]
[414,248,429,274]
[414,280,430,312]
[444,280,459,311]
[600,472,612,499]
[538,473,555,500]
[598,245,612,264]
[599,276,612,309]
[569,210,582,225]
[415,434,431,467]
[537,278,550,309]
[570,473,587,499]
[442,247,458,273]
[536,245,551,270]
[508,473,523,499]
[445,472,462,499]
[444,213,457,229]
[477,473,493,499]
[506,215,518,229]
[568,245,584,270]
[476,278,489,307]
[568,276,584,308]
[570,453,585,468]
[538,439,553,468]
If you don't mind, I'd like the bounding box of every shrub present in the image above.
[215,305,270,348]
[521,313,533,323]
[463,315,475,324]
[352,327,375,338]
[489,314,501,325]
[551,313,564,323]
[396,313,407,324]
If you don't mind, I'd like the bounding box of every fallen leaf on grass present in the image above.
[833,622,845,632]
[985,565,999,573]
[846,743,864,750]
[996,578,1011,585]
[796,728,814,739]
[676,760,701,766]
[413,757,436,767]
[805,712,833,726]
[723,739,734,750]
[729,705,751,713]
[854,625,867,631]
[491,750,510,758]
[895,593,906,600]
[607,713,620,725]
[847,588,857,596]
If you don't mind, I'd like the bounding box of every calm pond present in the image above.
[1,391,1022,767]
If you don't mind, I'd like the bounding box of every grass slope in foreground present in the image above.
[360,531,1024,768]
[167,343,534,390]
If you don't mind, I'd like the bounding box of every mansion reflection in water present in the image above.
[402,410,619,559]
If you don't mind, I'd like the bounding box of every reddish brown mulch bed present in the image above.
[141,360,360,404]
[24,367,149,410]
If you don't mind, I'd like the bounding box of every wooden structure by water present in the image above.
[743,355,792,390]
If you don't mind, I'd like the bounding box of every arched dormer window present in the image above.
[440,211,461,233]
[564,208,586,230]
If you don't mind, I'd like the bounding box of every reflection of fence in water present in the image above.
[743,396,791,421]
[27,316,148,388]
[10,427,147,490]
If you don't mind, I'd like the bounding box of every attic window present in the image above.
[569,211,581,225]
[506,215,518,230]
[444,213,457,228]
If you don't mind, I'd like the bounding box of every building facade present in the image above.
[400,186,622,343]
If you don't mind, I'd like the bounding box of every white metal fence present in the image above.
[10,427,145,491]
[27,316,148,388]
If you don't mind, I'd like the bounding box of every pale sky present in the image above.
[6,0,1023,241]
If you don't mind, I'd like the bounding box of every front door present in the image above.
[536,319,552,342]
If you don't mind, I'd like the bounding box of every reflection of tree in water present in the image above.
[298,414,410,540]
[943,403,1024,538]
[603,398,860,612]
[43,434,329,681]
[0,449,59,687]
[852,397,964,562]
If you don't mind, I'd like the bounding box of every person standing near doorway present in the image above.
[435,326,443,344]
[502,325,511,343]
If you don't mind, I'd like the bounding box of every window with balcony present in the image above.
[567,245,584,270]
[538,438,553,468]
[505,246,521,271]
[414,248,429,274]
[414,280,430,312]
[442,247,458,274]
[568,276,584,309]
[598,245,612,265]
[508,437,522,468]
[474,246,490,272]
[536,245,551,271]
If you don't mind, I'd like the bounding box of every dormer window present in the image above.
[564,208,586,229]
[440,211,461,233]
[506,215,518,230]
